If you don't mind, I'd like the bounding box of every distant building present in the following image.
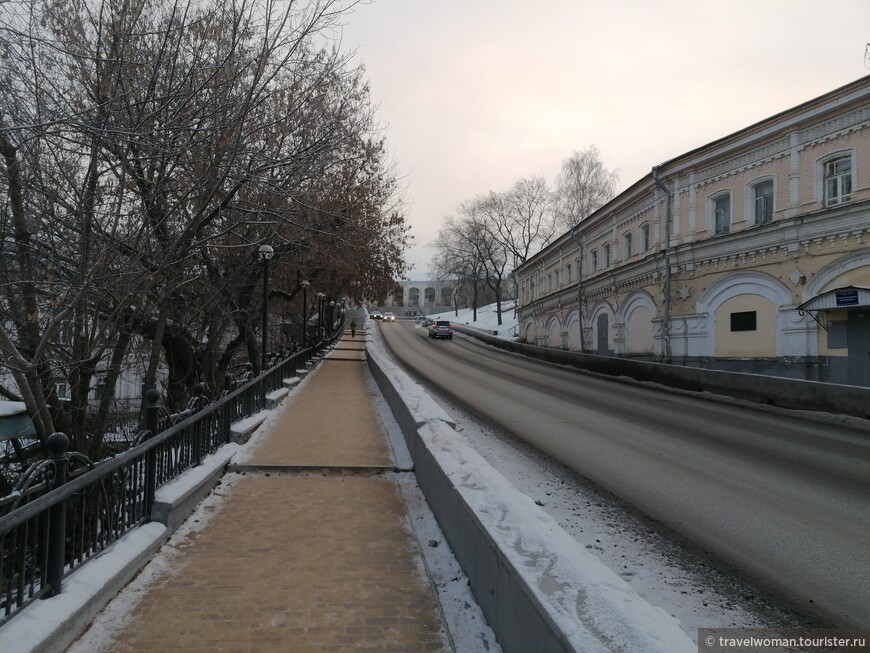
[377,275,462,313]
[514,76,870,386]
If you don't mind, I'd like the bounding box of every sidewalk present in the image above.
[69,329,450,653]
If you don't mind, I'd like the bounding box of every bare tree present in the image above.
[0,0,406,455]
[431,216,486,321]
[555,145,618,230]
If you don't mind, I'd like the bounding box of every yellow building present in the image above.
[515,76,870,386]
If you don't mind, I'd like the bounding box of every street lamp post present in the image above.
[316,292,325,342]
[300,280,310,348]
[258,245,274,372]
[329,300,335,337]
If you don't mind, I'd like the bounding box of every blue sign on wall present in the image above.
[835,290,859,306]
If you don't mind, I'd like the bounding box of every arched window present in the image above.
[823,155,852,206]
[751,179,774,225]
[709,192,731,235]
[639,222,650,252]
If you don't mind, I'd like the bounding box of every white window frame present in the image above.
[93,375,107,401]
[590,249,598,273]
[602,243,611,268]
[623,231,632,259]
[54,377,71,402]
[639,222,650,252]
[747,177,775,226]
[708,191,731,235]
[818,152,853,207]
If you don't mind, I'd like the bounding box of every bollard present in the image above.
[44,432,70,598]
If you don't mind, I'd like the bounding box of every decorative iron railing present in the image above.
[0,329,341,627]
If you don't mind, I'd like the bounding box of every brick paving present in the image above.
[73,329,450,652]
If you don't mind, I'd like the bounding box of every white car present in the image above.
[383,312,396,322]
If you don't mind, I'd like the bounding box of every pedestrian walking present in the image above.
[350,319,357,337]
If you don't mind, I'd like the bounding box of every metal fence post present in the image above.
[144,389,160,519]
[45,432,69,598]
[260,375,267,411]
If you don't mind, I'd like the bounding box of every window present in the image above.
[640,222,650,252]
[53,376,71,401]
[623,232,632,259]
[547,274,552,292]
[730,311,756,332]
[824,156,852,206]
[602,243,611,267]
[591,250,598,272]
[554,270,560,287]
[713,194,731,235]
[753,180,774,225]
[94,375,107,401]
[57,318,74,346]
[565,263,571,282]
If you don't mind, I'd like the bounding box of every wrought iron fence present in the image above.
[0,330,340,627]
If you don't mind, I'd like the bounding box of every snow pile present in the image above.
[428,302,519,339]
[0,401,26,417]
[366,321,695,652]
[420,420,695,653]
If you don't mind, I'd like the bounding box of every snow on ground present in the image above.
[66,356,502,653]
[31,304,815,651]
[369,365,503,653]
[392,302,815,639]
[0,401,27,417]
[428,395,814,638]
[427,301,519,339]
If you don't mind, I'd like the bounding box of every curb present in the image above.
[365,328,695,653]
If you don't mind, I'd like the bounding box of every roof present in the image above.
[797,286,870,311]
[516,74,870,274]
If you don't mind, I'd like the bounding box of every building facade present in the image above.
[515,76,870,386]
[378,276,460,313]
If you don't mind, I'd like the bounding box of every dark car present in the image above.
[428,320,453,339]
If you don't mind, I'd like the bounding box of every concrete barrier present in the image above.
[452,327,870,420]
[152,445,239,532]
[365,338,694,653]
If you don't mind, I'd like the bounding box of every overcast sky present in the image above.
[335,0,870,273]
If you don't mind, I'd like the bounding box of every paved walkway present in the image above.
[71,326,450,652]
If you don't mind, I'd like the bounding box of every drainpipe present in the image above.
[651,166,672,364]
[568,225,585,352]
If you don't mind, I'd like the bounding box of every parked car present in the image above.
[414,315,429,326]
[370,311,383,320]
[383,312,396,322]
[428,320,453,339]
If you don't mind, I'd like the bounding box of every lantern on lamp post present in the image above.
[329,300,335,336]
[257,245,274,372]
[300,280,310,348]
[315,292,325,342]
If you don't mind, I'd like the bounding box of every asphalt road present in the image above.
[378,320,870,627]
